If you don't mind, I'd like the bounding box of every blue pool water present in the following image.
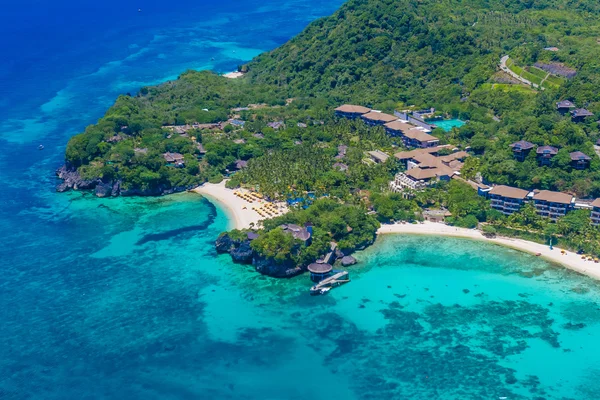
[2,0,600,398]
[430,118,466,131]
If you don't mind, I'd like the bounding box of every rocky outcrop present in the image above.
[56,165,99,192]
[215,232,303,278]
[56,164,195,197]
[341,255,357,266]
[253,256,302,278]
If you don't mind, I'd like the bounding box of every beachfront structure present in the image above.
[367,150,390,163]
[536,145,558,166]
[533,190,575,221]
[591,199,600,226]
[307,263,333,282]
[335,104,371,119]
[281,224,312,245]
[361,111,398,126]
[556,100,576,114]
[163,152,185,166]
[571,108,594,122]
[570,151,591,170]
[488,185,530,215]
[510,140,535,161]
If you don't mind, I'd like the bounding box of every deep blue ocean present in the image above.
[2,1,600,399]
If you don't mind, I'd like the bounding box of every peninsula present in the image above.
[58,0,600,279]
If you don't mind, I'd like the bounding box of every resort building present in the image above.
[390,166,454,192]
[367,150,390,163]
[384,120,414,137]
[384,120,439,148]
[487,185,530,215]
[307,263,333,282]
[333,162,348,172]
[532,190,575,221]
[591,199,600,226]
[571,108,594,123]
[361,111,398,126]
[510,140,535,162]
[163,152,185,166]
[556,100,576,115]
[281,224,312,245]
[536,145,558,166]
[394,146,444,165]
[570,151,591,170]
[334,104,371,119]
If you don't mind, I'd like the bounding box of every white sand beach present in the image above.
[223,71,245,79]
[193,180,288,230]
[378,221,600,281]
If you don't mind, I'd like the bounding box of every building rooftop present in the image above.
[570,151,591,161]
[234,160,248,169]
[402,129,439,143]
[367,150,390,162]
[308,263,333,274]
[536,145,558,155]
[163,152,184,163]
[510,140,535,151]
[411,153,441,168]
[335,104,371,114]
[556,100,576,109]
[361,111,398,123]
[438,151,469,163]
[489,185,530,200]
[394,146,444,160]
[406,166,453,180]
[384,120,414,132]
[333,162,348,171]
[591,198,600,208]
[533,190,574,205]
[571,108,594,118]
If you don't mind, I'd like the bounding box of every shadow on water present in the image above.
[135,207,217,245]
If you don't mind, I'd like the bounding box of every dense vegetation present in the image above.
[231,199,380,266]
[61,0,600,257]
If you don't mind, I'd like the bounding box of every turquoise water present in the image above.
[431,119,466,131]
[2,0,600,398]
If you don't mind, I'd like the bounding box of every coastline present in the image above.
[223,71,245,79]
[192,180,288,230]
[378,222,600,281]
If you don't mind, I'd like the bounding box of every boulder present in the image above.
[341,256,357,266]
[230,240,253,263]
[253,256,302,278]
[215,233,235,253]
[95,182,114,198]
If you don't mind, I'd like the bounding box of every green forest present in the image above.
[60,0,600,258]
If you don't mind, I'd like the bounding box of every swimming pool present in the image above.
[429,119,466,132]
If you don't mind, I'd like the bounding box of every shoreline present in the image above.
[223,71,245,79]
[378,222,600,281]
[192,180,288,230]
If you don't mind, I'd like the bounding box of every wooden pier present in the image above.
[310,271,350,295]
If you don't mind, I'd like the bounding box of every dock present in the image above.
[310,271,350,295]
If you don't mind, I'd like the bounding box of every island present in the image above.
[58,0,600,279]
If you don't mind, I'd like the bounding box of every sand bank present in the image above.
[223,71,245,79]
[193,180,288,230]
[378,221,600,281]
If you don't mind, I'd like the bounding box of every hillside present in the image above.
[61,0,600,197]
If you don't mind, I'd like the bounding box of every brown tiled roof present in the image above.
[367,150,390,162]
[406,166,453,180]
[536,145,558,155]
[403,129,439,143]
[570,151,591,161]
[406,168,439,180]
[489,185,530,200]
[591,198,600,208]
[533,190,574,204]
[384,120,414,132]
[335,104,371,114]
[361,111,398,123]
[439,151,469,163]
[394,146,443,160]
[571,109,593,118]
[411,153,441,168]
[510,140,535,150]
